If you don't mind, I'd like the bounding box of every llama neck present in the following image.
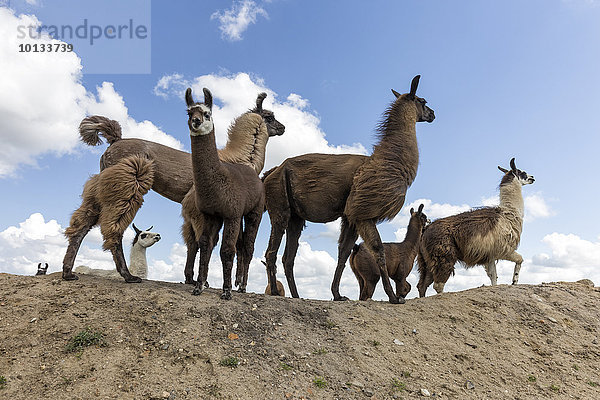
[129,243,148,279]
[218,113,267,174]
[372,102,419,185]
[499,179,524,218]
[403,218,423,247]
[190,130,224,195]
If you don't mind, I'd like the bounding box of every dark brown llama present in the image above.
[62,94,283,282]
[349,204,428,300]
[417,158,535,297]
[263,75,434,303]
[36,263,48,276]
[185,87,265,300]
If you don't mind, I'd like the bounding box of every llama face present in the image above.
[185,87,214,136]
[138,231,161,248]
[187,104,213,136]
[499,158,535,186]
[260,109,285,137]
[392,75,435,123]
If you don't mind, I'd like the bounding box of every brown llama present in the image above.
[263,75,435,303]
[349,204,428,301]
[35,263,48,276]
[185,87,265,300]
[62,94,283,282]
[416,158,535,297]
[264,280,286,297]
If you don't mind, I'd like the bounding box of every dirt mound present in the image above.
[0,273,599,399]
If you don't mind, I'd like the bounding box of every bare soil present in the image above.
[0,273,599,399]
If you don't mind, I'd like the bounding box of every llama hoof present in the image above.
[185,278,196,285]
[125,275,142,283]
[221,290,232,300]
[237,286,246,293]
[388,296,404,304]
[204,281,210,288]
[192,286,204,296]
[333,296,350,301]
[62,272,79,281]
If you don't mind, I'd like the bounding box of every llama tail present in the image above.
[96,155,155,250]
[79,115,122,146]
[348,243,361,268]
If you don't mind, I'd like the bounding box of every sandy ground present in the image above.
[0,272,599,399]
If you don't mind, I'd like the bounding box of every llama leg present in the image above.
[504,251,524,285]
[417,268,434,297]
[110,240,141,283]
[355,221,401,304]
[364,276,378,300]
[399,279,411,299]
[282,215,305,298]
[264,213,289,297]
[240,208,263,292]
[235,220,245,290]
[331,218,359,301]
[484,261,498,285]
[182,220,198,284]
[220,218,241,300]
[193,215,222,296]
[62,207,99,280]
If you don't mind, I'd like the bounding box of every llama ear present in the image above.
[203,88,213,110]
[410,207,415,215]
[38,263,41,267]
[391,89,401,99]
[256,92,267,113]
[147,226,153,232]
[408,75,421,99]
[185,88,195,108]
[45,263,48,267]
[498,166,509,173]
[132,223,141,234]
[510,158,517,173]
[418,204,424,213]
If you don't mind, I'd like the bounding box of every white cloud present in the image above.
[524,193,554,222]
[0,8,181,177]
[211,0,268,41]
[153,72,367,169]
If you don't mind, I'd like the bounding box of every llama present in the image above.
[62,93,283,283]
[262,75,434,303]
[35,263,48,276]
[416,158,535,297]
[74,224,160,279]
[265,280,286,296]
[349,204,428,300]
[185,87,265,300]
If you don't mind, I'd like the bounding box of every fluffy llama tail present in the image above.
[96,156,155,250]
[79,115,122,146]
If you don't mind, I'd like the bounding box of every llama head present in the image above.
[391,75,435,123]
[36,262,48,275]
[132,223,161,248]
[251,92,285,137]
[409,203,430,233]
[498,158,535,187]
[186,87,214,136]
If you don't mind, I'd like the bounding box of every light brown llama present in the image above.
[349,204,428,300]
[264,280,286,296]
[62,94,283,283]
[417,158,535,297]
[185,87,265,300]
[262,75,435,303]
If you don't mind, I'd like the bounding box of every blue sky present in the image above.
[1,0,599,300]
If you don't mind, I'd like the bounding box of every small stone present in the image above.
[178,348,184,353]
[161,344,170,350]
[182,329,187,333]
[412,329,418,334]
[233,323,239,329]
[162,391,170,399]
[420,388,431,396]
[547,317,557,323]
[252,303,257,310]
[30,318,37,323]
[465,380,475,390]
[593,339,598,345]
[350,380,364,389]
[364,388,374,396]
[393,339,404,346]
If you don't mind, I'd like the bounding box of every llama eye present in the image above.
[204,112,211,119]
[141,234,147,239]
